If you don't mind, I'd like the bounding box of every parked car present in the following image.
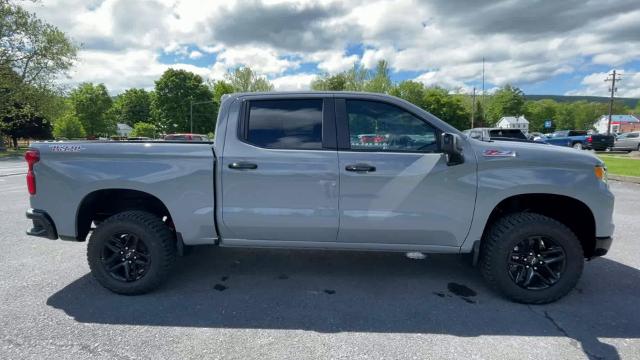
[24,92,614,304]
[545,130,614,151]
[462,128,538,143]
[611,132,640,152]
[164,133,209,141]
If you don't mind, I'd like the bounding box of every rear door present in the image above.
[220,96,340,244]
[334,98,477,248]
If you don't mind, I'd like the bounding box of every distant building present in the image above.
[116,123,133,137]
[496,115,529,133]
[593,115,640,134]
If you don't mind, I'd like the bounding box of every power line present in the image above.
[604,70,622,135]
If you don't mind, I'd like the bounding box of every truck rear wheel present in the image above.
[572,142,583,150]
[87,211,176,295]
[480,213,583,304]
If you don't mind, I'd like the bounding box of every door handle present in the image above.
[228,162,258,170]
[345,163,376,172]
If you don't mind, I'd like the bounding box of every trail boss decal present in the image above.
[49,144,85,152]
[483,149,516,157]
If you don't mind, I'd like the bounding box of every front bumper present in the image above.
[26,209,58,240]
[593,236,613,257]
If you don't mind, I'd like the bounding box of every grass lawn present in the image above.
[598,155,640,177]
[0,147,27,159]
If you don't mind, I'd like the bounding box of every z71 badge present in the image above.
[49,144,85,152]
[483,149,516,157]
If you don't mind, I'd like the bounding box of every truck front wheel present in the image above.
[87,211,176,295]
[480,213,584,304]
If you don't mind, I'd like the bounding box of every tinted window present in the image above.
[247,99,323,149]
[628,133,639,138]
[346,100,437,152]
[489,129,527,139]
[569,130,587,136]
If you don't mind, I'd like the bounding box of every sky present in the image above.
[24,0,640,97]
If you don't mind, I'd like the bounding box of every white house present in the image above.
[116,123,133,137]
[593,114,640,134]
[496,115,529,133]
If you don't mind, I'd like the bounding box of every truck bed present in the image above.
[28,141,218,245]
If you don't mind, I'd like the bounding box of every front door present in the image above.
[221,97,339,243]
[336,98,477,248]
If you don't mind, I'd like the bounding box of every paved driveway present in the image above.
[1,164,638,359]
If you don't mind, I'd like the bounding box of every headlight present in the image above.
[594,165,607,183]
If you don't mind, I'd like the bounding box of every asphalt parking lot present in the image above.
[1,158,639,359]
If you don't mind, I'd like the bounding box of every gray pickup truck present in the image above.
[24,92,614,304]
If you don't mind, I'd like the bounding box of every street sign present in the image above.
[544,120,553,129]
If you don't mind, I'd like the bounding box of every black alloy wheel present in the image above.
[507,235,566,290]
[102,232,151,282]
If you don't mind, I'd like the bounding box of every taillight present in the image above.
[587,136,593,143]
[25,149,39,195]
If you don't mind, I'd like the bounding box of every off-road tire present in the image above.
[87,211,176,295]
[480,212,584,304]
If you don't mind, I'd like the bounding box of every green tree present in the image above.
[390,80,425,107]
[364,60,392,93]
[69,83,113,137]
[310,73,347,91]
[0,0,77,88]
[1,102,52,147]
[152,68,216,134]
[486,84,525,124]
[522,99,558,132]
[0,1,76,146]
[52,112,85,139]
[422,87,470,130]
[225,67,274,92]
[211,80,235,104]
[109,88,151,126]
[344,64,369,91]
[129,122,156,138]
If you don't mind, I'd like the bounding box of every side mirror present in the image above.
[440,132,464,166]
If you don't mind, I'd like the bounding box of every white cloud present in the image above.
[23,0,640,95]
[306,51,359,73]
[210,46,299,78]
[566,70,640,98]
[189,50,203,59]
[62,49,211,94]
[271,73,316,91]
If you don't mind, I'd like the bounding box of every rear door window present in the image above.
[246,99,323,150]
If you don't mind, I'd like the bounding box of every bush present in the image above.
[130,122,156,138]
[53,113,85,139]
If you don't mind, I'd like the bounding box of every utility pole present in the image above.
[189,101,193,134]
[605,70,622,135]
[481,57,486,127]
[471,87,476,128]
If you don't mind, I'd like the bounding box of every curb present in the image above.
[609,174,640,184]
